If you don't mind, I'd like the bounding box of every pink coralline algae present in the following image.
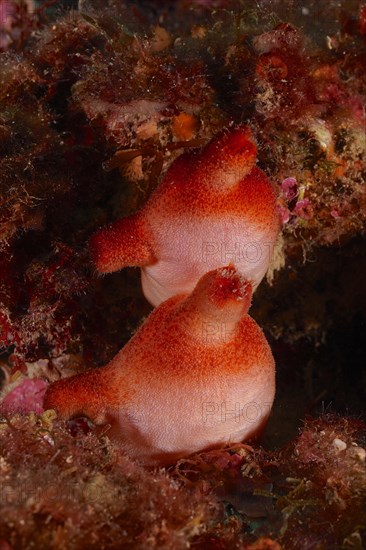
[280,177,298,202]
[293,198,313,220]
[1,378,47,414]
[0,0,16,48]
[331,209,341,219]
[277,177,313,225]
[0,0,34,49]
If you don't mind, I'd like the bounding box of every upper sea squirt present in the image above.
[90,127,280,306]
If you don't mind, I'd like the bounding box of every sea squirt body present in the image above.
[44,266,275,466]
[90,127,280,306]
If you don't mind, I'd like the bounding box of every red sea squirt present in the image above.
[43,266,275,466]
[90,127,280,306]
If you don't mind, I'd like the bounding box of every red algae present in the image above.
[0,412,215,549]
[0,412,364,549]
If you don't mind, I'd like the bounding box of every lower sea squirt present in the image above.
[43,266,275,466]
[89,127,280,306]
